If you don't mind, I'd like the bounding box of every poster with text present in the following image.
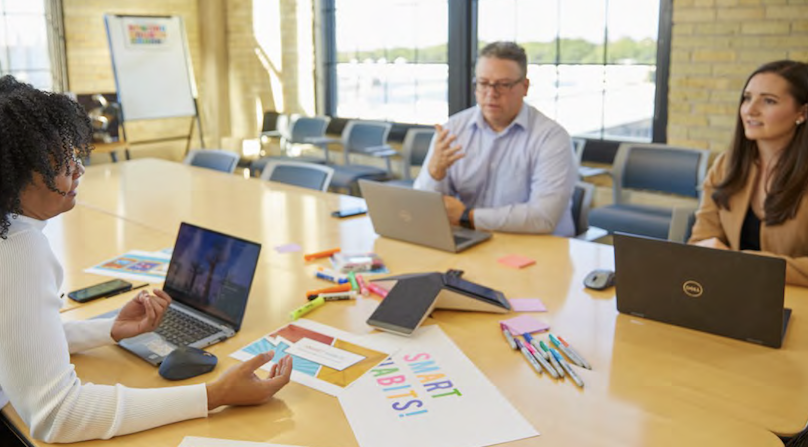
[230,319,392,396]
[85,250,171,283]
[339,325,539,447]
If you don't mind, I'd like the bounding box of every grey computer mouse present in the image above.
[583,269,616,291]
[158,346,218,381]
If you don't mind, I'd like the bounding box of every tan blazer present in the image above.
[689,152,808,287]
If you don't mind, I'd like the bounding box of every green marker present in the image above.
[348,271,359,291]
[290,296,326,320]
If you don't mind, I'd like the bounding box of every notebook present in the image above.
[118,222,261,365]
[358,179,492,253]
[613,232,791,348]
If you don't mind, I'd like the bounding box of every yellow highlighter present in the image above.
[290,296,326,320]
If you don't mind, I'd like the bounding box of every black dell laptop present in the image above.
[613,233,791,348]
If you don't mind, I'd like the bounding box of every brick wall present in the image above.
[63,0,205,161]
[225,0,315,146]
[668,0,808,152]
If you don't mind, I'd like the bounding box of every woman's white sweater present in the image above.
[0,215,207,442]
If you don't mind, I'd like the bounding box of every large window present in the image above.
[333,0,448,124]
[478,0,660,141]
[323,0,668,142]
[0,0,54,90]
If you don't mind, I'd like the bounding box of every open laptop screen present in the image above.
[163,223,261,330]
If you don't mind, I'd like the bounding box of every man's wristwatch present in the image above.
[460,207,474,229]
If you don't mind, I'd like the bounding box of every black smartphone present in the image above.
[68,279,133,303]
[331,207,367,218]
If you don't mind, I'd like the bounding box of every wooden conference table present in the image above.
[3,158,801,447]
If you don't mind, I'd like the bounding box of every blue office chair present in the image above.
[308,120,395,195]
[385,127,435,188]
[183,149,240,174]
[259,112,288,154]
[260,160,334,192]
[571,181,595,238]
[574,137,610,179]
[588,142,710,240]
[250,115,331,176]
[667,206,698,243]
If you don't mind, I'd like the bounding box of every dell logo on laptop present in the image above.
[398,210,413,223]
[682,280,703,297]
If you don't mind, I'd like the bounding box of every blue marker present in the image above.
[551,348,584,388]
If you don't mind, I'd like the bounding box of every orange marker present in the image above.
[306,283,352,299]
[304,247,341,262]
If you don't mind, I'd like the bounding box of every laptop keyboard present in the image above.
[155,306,221,347]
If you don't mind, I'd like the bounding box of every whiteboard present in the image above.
[105,15,197,121]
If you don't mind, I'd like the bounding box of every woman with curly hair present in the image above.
[0,76,292,443]
[689,60,808,286]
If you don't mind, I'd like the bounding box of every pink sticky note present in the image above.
[509,298,547,312]
[497,254,536,269]
[274,243,301,253]
[500,315,550,335]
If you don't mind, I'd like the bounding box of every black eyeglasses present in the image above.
[473,78,524,94]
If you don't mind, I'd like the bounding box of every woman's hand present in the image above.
[206,351,293,410]
[110,289,172,342]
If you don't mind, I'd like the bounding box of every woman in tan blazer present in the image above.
[689,60,808,287]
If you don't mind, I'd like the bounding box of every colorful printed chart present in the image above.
[231,319,392,396]
[85,250,171,283]
[127,23,167,45]
[339,325,539,447]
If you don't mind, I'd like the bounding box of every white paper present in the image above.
[85,250,171,284]
[231,319,392,396]
[339,325,539,447]
[284,337,366,371]
[178,436,302,447]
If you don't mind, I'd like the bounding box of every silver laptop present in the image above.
[118,222,261,365]
[358,179,492,253]
[614,232,791,349]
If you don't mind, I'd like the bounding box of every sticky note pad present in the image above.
[509,298,547,312]
[275,243,301,253]
[497,254,536,269]
[500,315,550,335]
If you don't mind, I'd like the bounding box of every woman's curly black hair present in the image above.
[0,75,93,239]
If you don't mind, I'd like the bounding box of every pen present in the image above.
[539,340,565,378]
[303,247,341,262]
[523,336,559,379]
[557,335,592,370]
[306,283,353,300]
[550,333,586,369]
[515,338,543,375]
[500,325,517,350]
[318,291,357,301]
[317,266,349,282]
[551,348,585,388]
[355,273,369,296]
[315,269,349,284]
[366,282,388,298]
[290,296,326,320]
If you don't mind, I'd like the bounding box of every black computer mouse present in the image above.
[583,269,616,291]
[158,346,218,381]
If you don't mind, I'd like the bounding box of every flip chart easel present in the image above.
[104,14,204,152]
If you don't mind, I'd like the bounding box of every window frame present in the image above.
[320,0,671,150]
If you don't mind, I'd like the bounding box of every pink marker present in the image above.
[355,273,369,296]
[366,282,388,298]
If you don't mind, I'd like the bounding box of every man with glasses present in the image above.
[414,41,577,235]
